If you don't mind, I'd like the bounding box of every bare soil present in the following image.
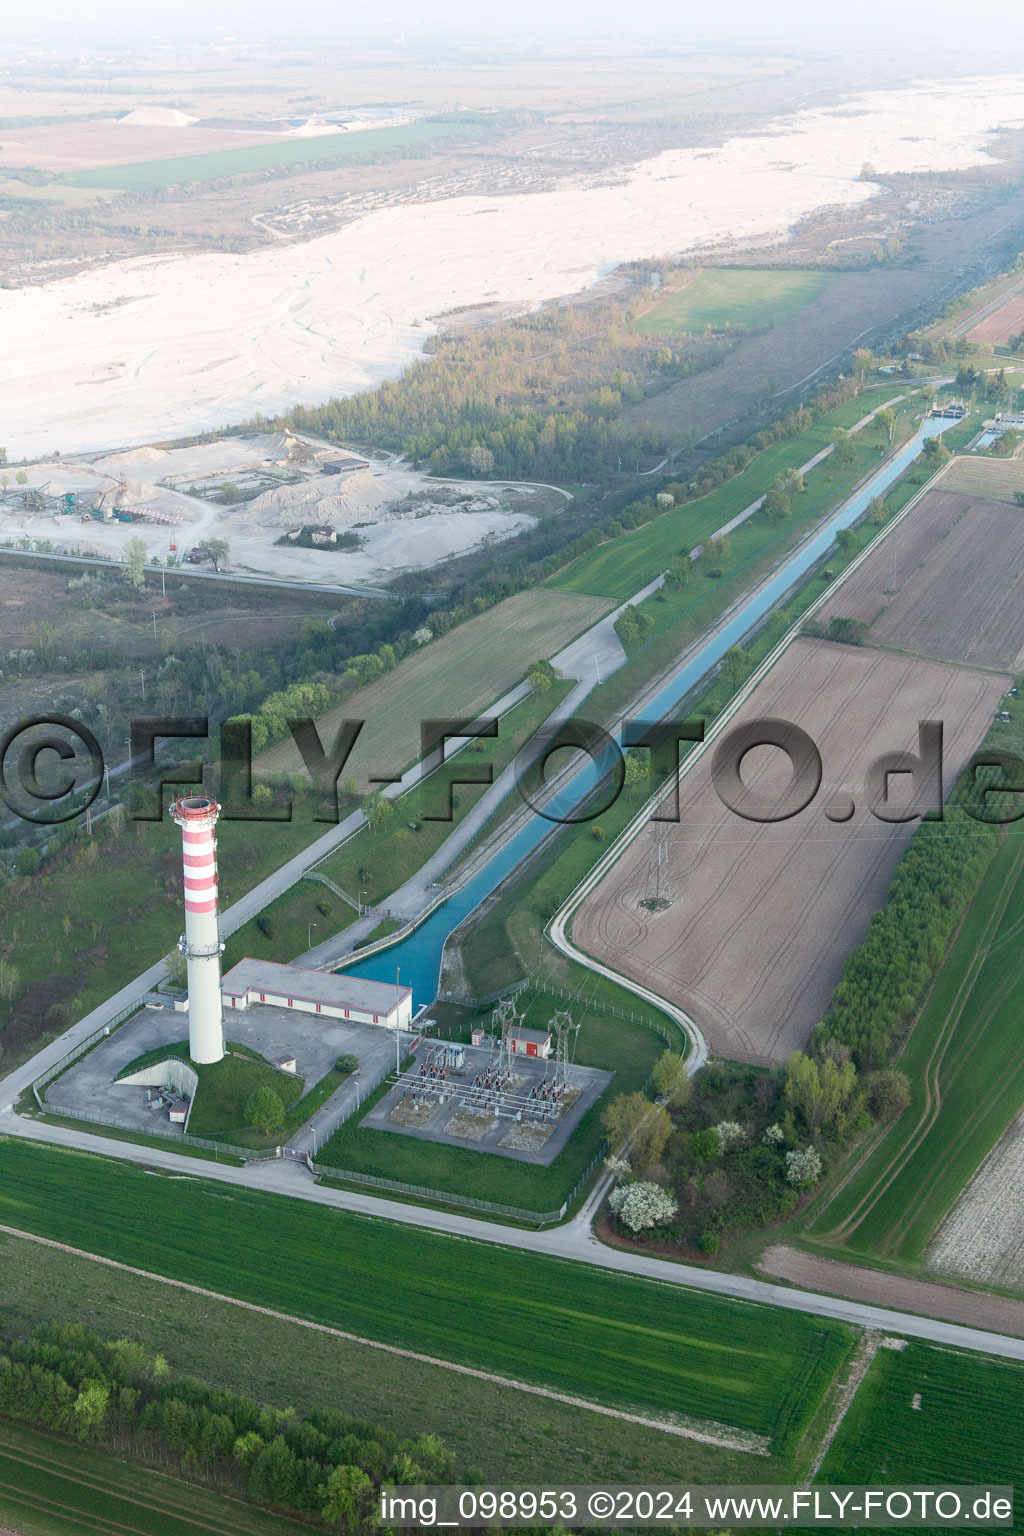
[930,1109,1024,1288]
[941,455,1024,500]
[968,292,1024,345]
[817,489,1024,670]
[759,1243,1024,1338]
[574,638,1008,1064]
[0,121,280,174]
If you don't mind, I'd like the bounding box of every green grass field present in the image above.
[316,990,665,1209]
[547,387,903,600]
[0,1420,311,1536]
[257,588,610,786]
[61,122,476,191]
[0,1139,849,1452]
[0,1227,775,1486]
[809,823,1024,1264]
[818,1343,1024,1522]
[634,268,834,336]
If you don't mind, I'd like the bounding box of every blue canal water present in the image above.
[339,416,950,1009]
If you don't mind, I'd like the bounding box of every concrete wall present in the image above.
[225,988,413,1031]
[119,1058,199,1098]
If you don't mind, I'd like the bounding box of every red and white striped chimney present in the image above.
[170,794,225,1064]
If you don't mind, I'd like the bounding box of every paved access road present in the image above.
[3,1111,1024,1366]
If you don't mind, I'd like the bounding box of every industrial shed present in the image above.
[221,958,413,1031]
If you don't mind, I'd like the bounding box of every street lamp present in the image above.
[358,888,366,915]
[307,921,317,950]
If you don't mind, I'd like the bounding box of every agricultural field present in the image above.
[968,290,1024,346]
[634,268,834,336]
[573,637,1009,1065]
[930,1107,1024,1289]
[62,122,477,191]
[0,120,286,175]
[548,386,906,600]
[941,453,1024,501]
[0,1227,774,1487]
[817,1341,1024,1515]
[817,489,1024,671]
[317,991,665,1210]
[258,588,610,786]
[0,1139,851,1455]
[0,1420,311,1536]
[809,823,1024,1265]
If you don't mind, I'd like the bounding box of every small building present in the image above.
[470,1027,486,1047]
[508,1027,552,1060]
[168,1100,190,1124]
[221,957,413,1031]
[277,1056,298,1074]
[311,525,337,545]
[322,458,369,476]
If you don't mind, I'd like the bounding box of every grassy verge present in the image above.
[28,1116,244,1166]
[0,1137,850,1454]
[316,990,663,1210]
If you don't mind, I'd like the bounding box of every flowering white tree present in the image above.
[412,626,433,646]
[608,1181,678,1232]
[763,1123,785,1147]
[785,1146,823,1186]
[603,1154,632,1183]
[713,1120,746,1151]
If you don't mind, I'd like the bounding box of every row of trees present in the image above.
[0,1322,462,1532]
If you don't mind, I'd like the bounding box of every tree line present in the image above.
[0,1321,464,1532]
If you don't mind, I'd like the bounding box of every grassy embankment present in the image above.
[0,1419,312,1536]
[633,267,835,337]
[0,1138,850,1459]
[818,1342,1024,1520]
[61,121,478,192]
[316,988,664,1209]
[223,680,573,970]
[114,1039,305,1139]
[547,384,906,602]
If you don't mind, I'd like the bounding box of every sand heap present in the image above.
[118,107,198,128]
[247,470,393,529]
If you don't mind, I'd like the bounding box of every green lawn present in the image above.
[818,1343,1023,1521]
[548,386,904,599]
[0,1420,312,1536]
[0,1138,850,1454]
[809,821,1024,1263]
[316,990,665,1210]
[62,121,476,191]
[634,268,834,336]
[115,1038,304,1135]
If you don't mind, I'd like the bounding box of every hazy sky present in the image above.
[5,0,1001,50]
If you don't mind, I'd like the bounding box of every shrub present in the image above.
[785,1146,823,1186]
[335,1054,359,1074]
[608,1181,678,1232]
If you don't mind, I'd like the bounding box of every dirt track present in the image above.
[759,1244,1024,1339]
[818,489,1024,670]
[574,638,1008,1064]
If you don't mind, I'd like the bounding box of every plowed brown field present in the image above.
[574,638,1008,1064]
[967,292,1024,345]
[818,490,1024,671]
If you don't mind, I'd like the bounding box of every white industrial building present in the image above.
[221,958,413,1031]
